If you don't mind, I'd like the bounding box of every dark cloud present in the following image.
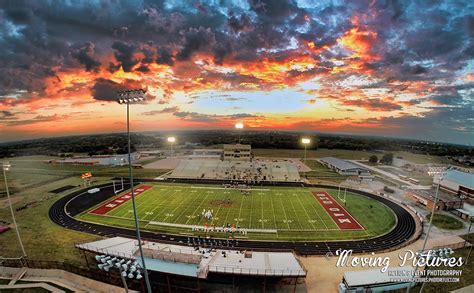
[428,94,464,105]
[91,78,147,101]
[112,41,138,72]
[173,111,260,123]
[177,27,216,61]
[156,48,174,66]
[341,98,402,111]
[71,42,101,72]
[142,106,180,116]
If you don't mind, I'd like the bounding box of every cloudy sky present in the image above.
[0,0,473,145]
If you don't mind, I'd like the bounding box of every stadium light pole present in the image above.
[116,89,152,293]
[235,122,244,144]
[301,138,311,178]
[167,136,176,154]
[407,171,445,293]
[2,161,27,258]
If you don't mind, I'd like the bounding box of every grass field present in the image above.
[428,213,465,230]
[78,183,396,241]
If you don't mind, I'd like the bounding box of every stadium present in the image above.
[49,171,419,255]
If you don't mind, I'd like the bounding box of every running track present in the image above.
[49,182,418,255]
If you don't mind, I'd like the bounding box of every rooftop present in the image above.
[408,188,463,203]
[456,203,474,218]
[319,157,369,171]
[343,266,415,287]
[76,237,306,279]
[442,169,474,189]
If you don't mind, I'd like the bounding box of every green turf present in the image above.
[78,183,396,241]
[427,213,465,230]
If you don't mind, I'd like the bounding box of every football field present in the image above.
[79,183,396,241]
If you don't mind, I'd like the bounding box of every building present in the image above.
[223,144,251,161]
[339,266,416,292]
[405,189,463,211]
[76,236,306,290]
[434,169,474,200]
[452,203,474,221]
[53,152,140,166]
[319,157,371,177]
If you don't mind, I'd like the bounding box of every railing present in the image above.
[207,265,306,277]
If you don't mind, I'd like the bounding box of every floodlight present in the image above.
[136,273,143,280]
[235,122,244,129]
[103,265,112,272]
[98,263,106,270]
[302,138,311,144]
[2,162,11,171]
[95,255,104,262]
[167,136,176,143]
[130,265,137,272]
[128,273,134,278]
[122,264,128,270]
[122,271,128,277]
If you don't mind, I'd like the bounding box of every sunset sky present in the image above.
[0,0,473,145]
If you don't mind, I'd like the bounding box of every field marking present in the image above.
[91,185,152,216]
[248,190,254,229]
[177,187,207,225]
[304,191,330,230]
[171,187,203,223]
[147,221,277,233]
[148,188,185,222]
[191,186,270,191]
[140,187,176,221]
[184,189,212,225]
[260,193,265,229]
[269,192,278,232]
[236,192,246,227]
[287,191,304,230]
[294,192,317,230]
[275,191,291,229]
[312,191,364,230]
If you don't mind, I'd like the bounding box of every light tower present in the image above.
[116,89,152,293]
[2,161,27,259]
[167,136,176,154]
[301,138,311,178]
[235,122,244,144]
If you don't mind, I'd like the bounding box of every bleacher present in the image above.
[168,159,301,183]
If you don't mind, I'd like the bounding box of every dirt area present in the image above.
[0,195,23,209]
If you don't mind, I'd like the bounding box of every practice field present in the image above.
[78,183,396,241]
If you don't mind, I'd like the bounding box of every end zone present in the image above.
[89,185,152,215]
[312,191,364,230]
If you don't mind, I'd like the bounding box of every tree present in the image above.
[368,155,378,163]
[380,153,394,165]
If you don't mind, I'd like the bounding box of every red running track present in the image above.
[312,191,364,230]
[89,185,152,215]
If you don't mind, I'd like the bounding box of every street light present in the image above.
[167,136,176,154]
[2,161,27,258]
[116,89,152,293]
[235,122,244,144]
[301,138,311,178]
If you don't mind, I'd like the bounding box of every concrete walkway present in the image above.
[0,266,139,293]
[0,282,64,292]
[300,235,468,292]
